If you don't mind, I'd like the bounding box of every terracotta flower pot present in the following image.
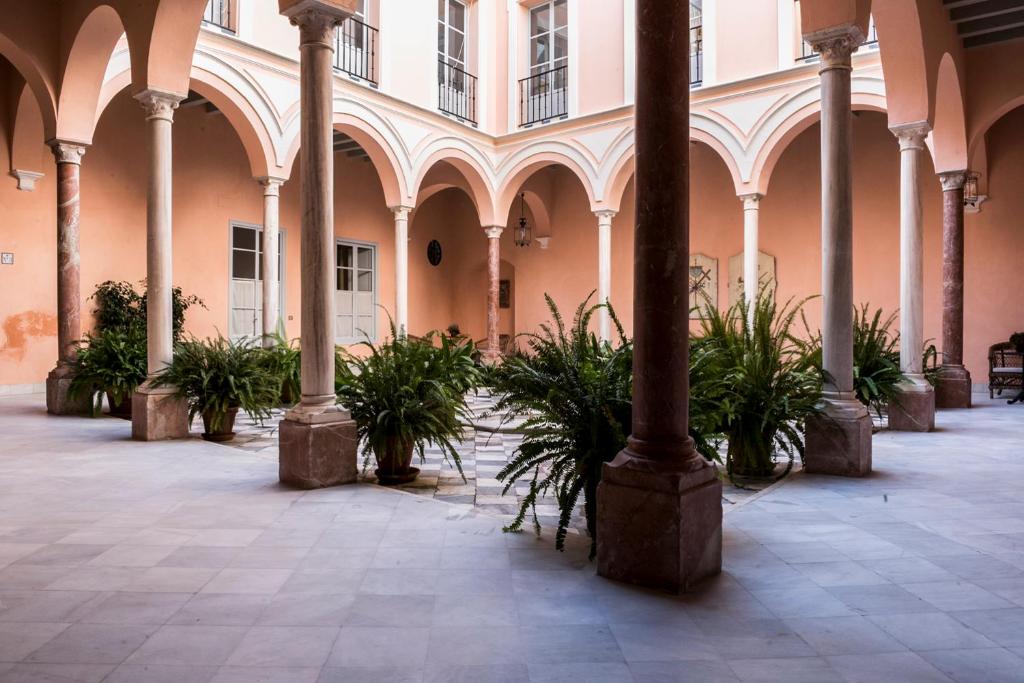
[374,437,419,485]
[106,391,132,420]
[201,406,239,442]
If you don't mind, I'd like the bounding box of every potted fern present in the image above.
[259,333,302,405]
[154,336,280,441]
[68,327,148,418]
[335,328,480,485]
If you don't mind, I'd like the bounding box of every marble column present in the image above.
[802,27,872,476]
[936,170,972,408]
[596,0,722,594]
[45,141,91,415]
[740,193,762,319]
[260,177,284,346]
[278,0,358,489]
[483,225,504,362]
[391,205,412,335]
[132,90,189,441]
[888,124,935,431]
[595,210,615,341]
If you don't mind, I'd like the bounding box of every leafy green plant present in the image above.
[698,293,821,478]
[335,326,481,481]
[68,327,148,415]
[91,280,203,341]
[258,333,302,405]
[153,336,280,432]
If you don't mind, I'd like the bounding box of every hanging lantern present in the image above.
[963,172,980,208]
[514,192,532,248]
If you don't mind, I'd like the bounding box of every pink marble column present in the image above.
[484,225,503,362]
[45,141,91,415]
[595,0,722,594]
[277,0,359,489]
[936,171,972,408]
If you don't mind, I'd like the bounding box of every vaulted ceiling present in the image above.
[943,0,1024,48]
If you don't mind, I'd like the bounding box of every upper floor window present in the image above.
[690,1,703,87]
[203,0,234,33]
[438,0,478,124]
[520,0,568,126]
[335,241,377,344]
[336,0,379,86]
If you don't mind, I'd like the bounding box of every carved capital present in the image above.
[390,205,414,221]
[280,1,353,47]
[890,122,930,152]
[595,210,617,224]
[134,90,184,122]
[48,141,87,166]
[258,176,286,196]
[536,236,551,250]
[739,193,762,210]
[9,169,43,191]
[806,26,864,69]
[484,226,504,240]
[939,170,967,192]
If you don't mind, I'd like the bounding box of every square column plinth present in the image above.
[888,382,935,432]
[804,400,872,477]
[279,409,358,489]
[46,365,91,416]
[597,458,722,594]
[132,384,189,441]
[936,365,972,409]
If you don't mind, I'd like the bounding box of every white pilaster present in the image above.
[595,210,616,341]
[391,205,413,335]
[740,193,762,319]
[259,177,285,345]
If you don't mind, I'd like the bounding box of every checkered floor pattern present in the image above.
[218,391,776,536]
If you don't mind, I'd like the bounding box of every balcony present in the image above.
[202,0,233,33]
[519,65,568,127]
[438,60,478,126]
[334,17,378,86]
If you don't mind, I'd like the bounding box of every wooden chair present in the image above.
[989,341,1023,398]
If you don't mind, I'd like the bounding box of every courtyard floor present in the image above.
[0,393,1023,682]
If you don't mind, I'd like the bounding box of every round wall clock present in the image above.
[427,240,442,266]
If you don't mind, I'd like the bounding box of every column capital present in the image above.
[280,0,353,46]
[739,193,762,209]
[390,205,414,220]
[484,225,504,240]
[47,140,88,165]
[594,209,618,223]
[10,169,43,191]
[890,122,931,151]
[939,170,967,192]
[258,176,286,196]
[806,25,864,69]
[134,89,185,122]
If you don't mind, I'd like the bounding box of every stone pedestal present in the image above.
[804,399,872,477]
[46,365,91,415]
[936,364,972,409]
[131,384,189,441]
[597,457,722,594]
[279,409,358,489]
[888,381,935,432]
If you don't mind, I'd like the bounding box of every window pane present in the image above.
[233,225,256,250]
[357,270,373,292]
[337,268,353,292]
[338,244,353,268]
[356,316,374,337]
[449,0,465,31]
[438,0,445,17]
[335,316,353,339]
[438,20,445,53]
[357,247,373,269]
[448,28,465,62]
[554,0,568,28]
[554,31,567,60]
[531,5,550,35]
[232,250,256,280]
[532,34,549,67]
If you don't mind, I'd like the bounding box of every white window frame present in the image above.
[228,221,285,342]
[439,0,468,71]
[334,238,378,345]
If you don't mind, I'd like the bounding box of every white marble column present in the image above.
[277,0,358,489]
[260,177,284,346]
[740,193,762,318]
[595,210,616,341]
[888,123,935,431]
[802,26,872,475]
[132,90,189,441]
[391,205,412,335]
[484,225,504,362]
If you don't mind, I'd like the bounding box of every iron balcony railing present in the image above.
[202,0,233,33]
[799,20,878,61]
[519,65,568,127]
[335,17,378,85]
[438,60,478,125]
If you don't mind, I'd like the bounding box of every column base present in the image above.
[804,398,872,477]
[935,364,972,409]
[45,365,91,416]
[279,406,358,489]
[596,450,722,594]
[131,383,189,441]
[887,380,935,432]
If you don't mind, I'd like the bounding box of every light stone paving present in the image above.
[0,392,1022,682]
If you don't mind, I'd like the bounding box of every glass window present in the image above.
[530,0,567,75]
[230,224,283,340]
[438,0,468,70]
[335,240,376,343]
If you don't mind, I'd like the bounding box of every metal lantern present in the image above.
[514,192,532,248]
[963,172,980,207]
